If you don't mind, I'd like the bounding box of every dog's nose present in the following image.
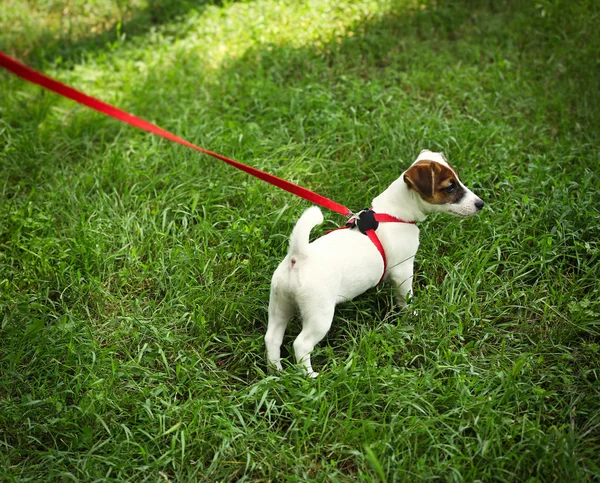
[475,199,484,211]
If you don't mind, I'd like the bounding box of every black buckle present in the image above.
[346,208,379,234]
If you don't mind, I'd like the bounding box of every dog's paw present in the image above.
[308,371,319,378]
[267,361,284,373]
[395,299,408,309]
[395,294,418,316]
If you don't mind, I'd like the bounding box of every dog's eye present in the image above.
[444,182,456,193]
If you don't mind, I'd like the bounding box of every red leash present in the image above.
[0,51,352,217]
[1,52,417,284]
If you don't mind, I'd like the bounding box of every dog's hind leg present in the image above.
[293,304,335,378]
[265,287,295,371]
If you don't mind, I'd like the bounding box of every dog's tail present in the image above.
[289,206,324,258]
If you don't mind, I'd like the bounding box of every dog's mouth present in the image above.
[446,195,484,217]
[448,204,483,217]
[449,210,476,217]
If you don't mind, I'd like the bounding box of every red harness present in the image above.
[336,209,415,284]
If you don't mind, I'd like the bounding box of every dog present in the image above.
[265,149,484,376]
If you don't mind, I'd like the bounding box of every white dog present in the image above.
[265,150,484,376]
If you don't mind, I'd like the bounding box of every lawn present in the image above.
[1,0,599,480]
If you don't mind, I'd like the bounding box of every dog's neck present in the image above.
[371,174,428,222]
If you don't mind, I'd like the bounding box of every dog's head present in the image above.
[403,149,484,216]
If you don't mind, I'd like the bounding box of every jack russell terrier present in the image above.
[265,149,484,376]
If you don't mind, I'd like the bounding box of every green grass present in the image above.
[1,0,599,480]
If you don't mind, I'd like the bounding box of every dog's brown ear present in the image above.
[404,161,435,198]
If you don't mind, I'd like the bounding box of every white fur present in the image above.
[265,150,483,376]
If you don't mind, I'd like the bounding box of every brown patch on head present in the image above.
[403,160,466,204]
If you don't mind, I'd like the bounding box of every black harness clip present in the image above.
[346,208,379,235]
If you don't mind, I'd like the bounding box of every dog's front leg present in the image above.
[388,264,414,308]
[394,281,413,308]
